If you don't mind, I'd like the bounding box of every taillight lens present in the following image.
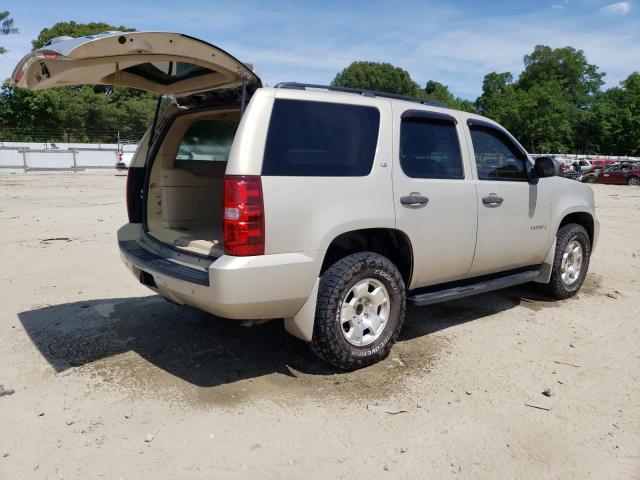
[40,51,61,60]
[223,175,265,256]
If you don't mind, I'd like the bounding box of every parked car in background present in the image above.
[572,159,593,173]
[562,169,582,181]
[581,164,616,184]
[583,163,640,185]
[116,151,134,170]
[587,157,618,170]
[558,160,582,181]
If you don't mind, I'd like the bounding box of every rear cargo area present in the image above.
[146,108,240,257]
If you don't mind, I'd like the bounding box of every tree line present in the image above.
[0,19,638,155]
[332,50,640,156]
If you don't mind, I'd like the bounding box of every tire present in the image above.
[311,252,406,370]
[628,176,640,186]
[541,223,591,300]
[585,176,597,184]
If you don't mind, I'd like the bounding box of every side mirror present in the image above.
[534,156,560,179]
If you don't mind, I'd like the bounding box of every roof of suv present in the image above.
[270,82,516,148]
[274,82,450,109]
[268,82,527,151]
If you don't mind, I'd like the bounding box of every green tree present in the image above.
[517,82,575,153]
[476,46,611,153]
[419,80,476,112]
[518,45,604,107]
[476,72,513,114]
[31,21,133,50]
[0,82,62,141]
[591,72,640,156]
[332,61,419,96]
[0,11,19,54]
[476,72,525,139]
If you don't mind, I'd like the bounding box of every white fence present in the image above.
[0,142,139,174]
[2,143,639,174]
[533,153,640,162]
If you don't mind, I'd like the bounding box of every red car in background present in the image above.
[587,157,618,169]
[585,163,640,185]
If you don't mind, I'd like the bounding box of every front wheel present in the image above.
[541,224,591,300]
[311,252,406,370]
[585,175,597,184]
[628,176,639,186]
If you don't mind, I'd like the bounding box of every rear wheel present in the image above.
[311,252,405,370]
[628,176,639,186]
[585,175,597,184]
[541,224,591,300]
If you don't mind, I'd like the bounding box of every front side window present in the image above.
[176,119,239,162]
[262,99,380,176]
[400,117,464,179]
[470,126,528,181]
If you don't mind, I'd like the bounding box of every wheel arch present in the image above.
[320,228,414,287]
[558,211,595,247]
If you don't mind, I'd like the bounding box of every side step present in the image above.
[407,269,540,306]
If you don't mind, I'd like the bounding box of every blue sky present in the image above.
[1,0,638,99]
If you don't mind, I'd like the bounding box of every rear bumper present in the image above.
[117,223,322,319]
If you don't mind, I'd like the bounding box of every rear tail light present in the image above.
[223,175,265,256]
[40,51,61,60]
[12,65,25,83]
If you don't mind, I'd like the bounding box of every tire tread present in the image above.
[311,252,406,370]
[542,223,591,299]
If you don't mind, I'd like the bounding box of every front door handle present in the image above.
[482,195,504,207]
[400,195,429,208]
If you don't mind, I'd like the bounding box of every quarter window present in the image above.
[470,126,528,181]
[262,99,380,176]
[400,116,464,179]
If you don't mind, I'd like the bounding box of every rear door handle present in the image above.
[482,195,504,207]
[400,195,429,208]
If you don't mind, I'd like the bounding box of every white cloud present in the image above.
[223,4,640,98]
[599,1,632,15]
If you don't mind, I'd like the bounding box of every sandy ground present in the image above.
[0,173,638,479]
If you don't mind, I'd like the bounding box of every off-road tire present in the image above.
[311,252,406,370]
[541,223,591,300]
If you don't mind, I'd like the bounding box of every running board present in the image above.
[407,269,540,306]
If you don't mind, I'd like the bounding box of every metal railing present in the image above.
[0,143,139,173]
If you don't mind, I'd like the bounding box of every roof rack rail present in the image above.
[274,82,449,109]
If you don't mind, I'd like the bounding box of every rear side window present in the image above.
[400,117,463,179]
[176,119,239,162]
[262,99,380,176]
[470,126,527,181]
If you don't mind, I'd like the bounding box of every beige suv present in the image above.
[13,31,599,369]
